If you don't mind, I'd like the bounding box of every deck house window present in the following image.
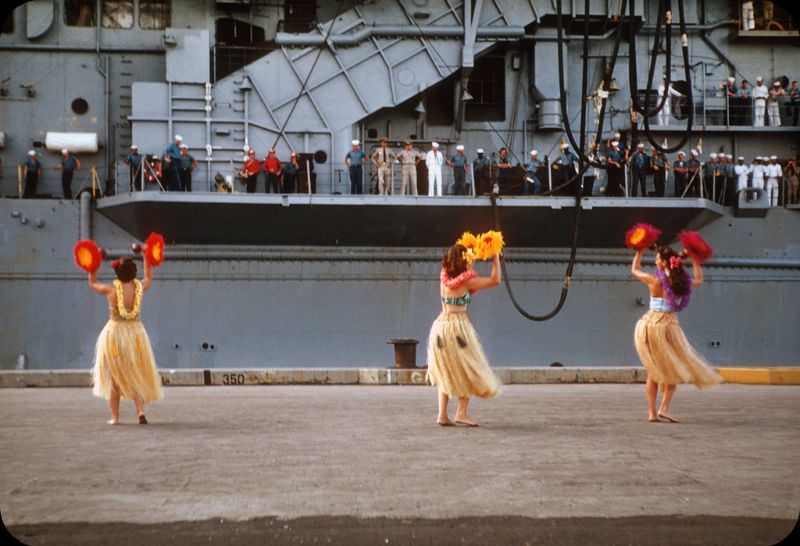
[140,0,171,30]
[65,0,97,27]
[102,1,133,29]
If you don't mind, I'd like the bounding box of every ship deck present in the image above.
[96,193,725,247]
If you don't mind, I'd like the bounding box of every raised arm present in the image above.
[631,249,657,286]
[689,256,703,288]
[142,259,154,292]
[88,271,112,295]
[463,254,502,293]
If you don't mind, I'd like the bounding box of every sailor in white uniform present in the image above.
[765,155,783,207]
[426,142,444,196]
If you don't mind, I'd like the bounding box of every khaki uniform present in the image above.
[397,148,421,195]
[371,146,393,195]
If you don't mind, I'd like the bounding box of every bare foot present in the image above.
[107,419,119,426]
[437,417,455,426]
[648,413,659,422]
[657,412,680,423]
[454,415,479,427]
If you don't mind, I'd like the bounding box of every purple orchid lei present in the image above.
[656,269,691,312]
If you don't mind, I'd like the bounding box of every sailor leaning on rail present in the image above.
[124,144,143,192]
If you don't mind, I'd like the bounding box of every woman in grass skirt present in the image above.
[89,257,162,425]
[427,244,502,427]
[631,246,721,423]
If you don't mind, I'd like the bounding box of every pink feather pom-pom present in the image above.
[625,223,661,250]
[679,231,713,263]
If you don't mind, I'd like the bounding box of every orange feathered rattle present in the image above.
[678,231,713,263]
[143,232,166,267]
[625,223,661,251]
[73,240,103,273]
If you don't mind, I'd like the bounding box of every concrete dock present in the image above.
[2,384,798,545]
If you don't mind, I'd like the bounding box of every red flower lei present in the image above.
[440,268,478,293]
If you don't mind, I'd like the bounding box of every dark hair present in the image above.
[113,257,137,283]
[656,246,689,298]
[443,244,468,279]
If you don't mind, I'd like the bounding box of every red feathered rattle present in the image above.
[625,223,661,251]
[73,240,103,273]
[678,231,713,263]
[143,232,166,267]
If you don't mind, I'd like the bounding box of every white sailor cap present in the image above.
[770,155,778,160]
[130,144,139,149]
[28,150,36,156]
[476,148,484,154]
[726,154,733,159]
[174,134,183,141]
[432,142,439,148]
[756,76,763,82]
[737,156,744,160]
[456,144,464,151]
[61,148,69,154]
[530,149,538,156]
[677,151,686,156]
[611,140,619,147]
[637,143,644,148]
[560,142,569,148]
[727,76,735,82]
[180,143,188,149]
[351,139,360,146]
[690,149,698,156]
[709,153,717,158]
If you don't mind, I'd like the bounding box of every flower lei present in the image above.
[440,268,478,293]
[113,279,143,320]
[656,270,691,312]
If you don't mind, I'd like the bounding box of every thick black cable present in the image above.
[493,0,627,321]
[635,0,695,153]
[270,0,347,150]
[630,0,674,118]
[555,0,628,169]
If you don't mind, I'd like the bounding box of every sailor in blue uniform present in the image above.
[23,150,42,198]
[163,135,183,191]
[60,148,80,199]
[523,150,543,195]
[345,139,366,194]
[630,143,650,197]
[125,144,143,191]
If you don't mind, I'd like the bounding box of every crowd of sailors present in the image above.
[9,133,800,207]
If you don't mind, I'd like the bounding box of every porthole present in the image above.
[71,98,89,115]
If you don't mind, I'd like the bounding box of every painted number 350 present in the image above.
[222,373,245,385]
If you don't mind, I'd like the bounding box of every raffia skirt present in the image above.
[634,311,721,388]
[426,311,502,399]
[92,319,163,403]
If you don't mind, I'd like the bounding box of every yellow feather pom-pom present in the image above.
[475,230,505,260]
[456,231,478,251]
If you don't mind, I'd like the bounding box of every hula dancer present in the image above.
[427,231,504,427]
[629,227,721,423]
[76,235,166,425]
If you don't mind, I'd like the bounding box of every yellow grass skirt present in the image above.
[634,311,721,388]
[92,319,163,403]
[426,311,502,399]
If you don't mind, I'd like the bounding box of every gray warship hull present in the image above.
[1,0,798,370]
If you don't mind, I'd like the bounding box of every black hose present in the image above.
[634,0,695,153]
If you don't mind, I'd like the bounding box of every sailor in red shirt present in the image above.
[263,149,283,193]
[240,148,261,193]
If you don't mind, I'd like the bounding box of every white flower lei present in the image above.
[113,279,142,320]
